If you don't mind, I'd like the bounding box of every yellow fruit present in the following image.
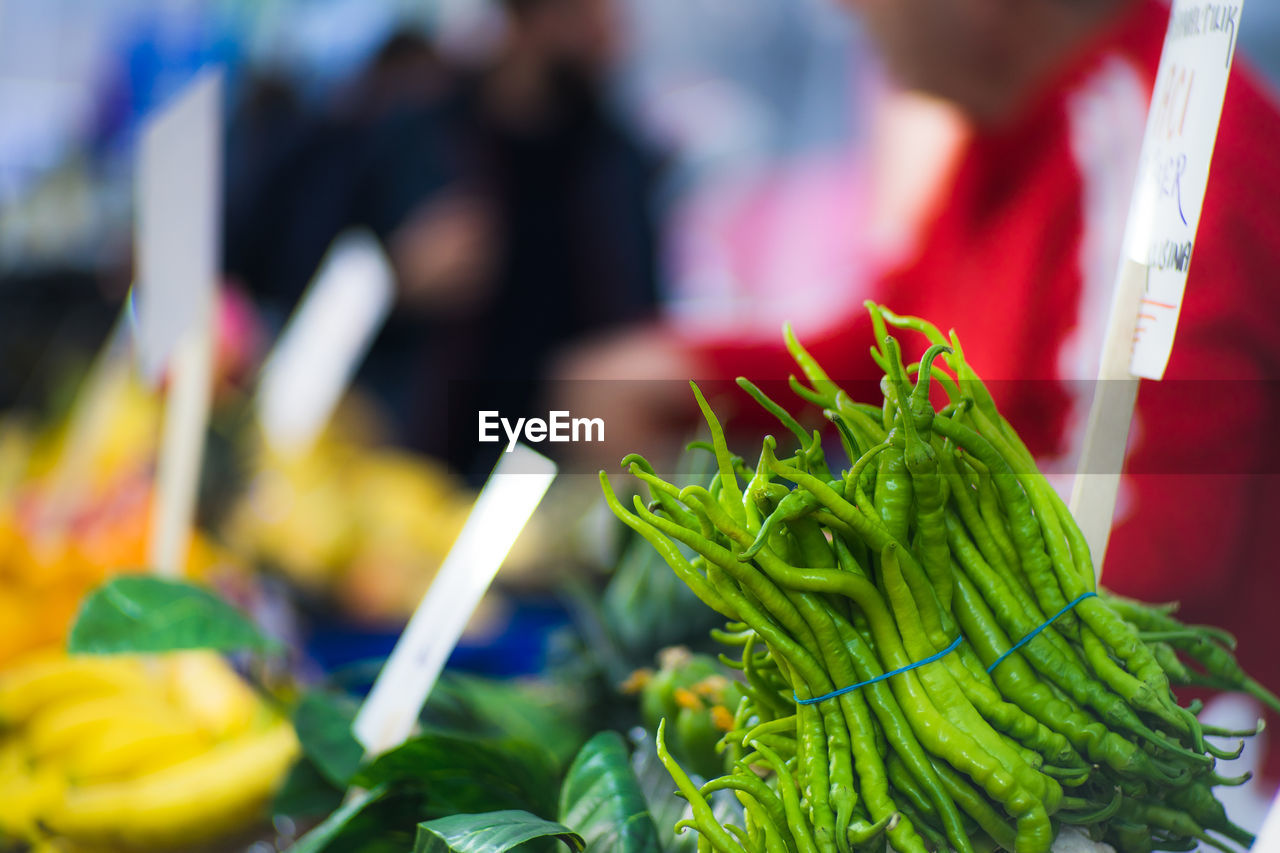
[0,742,65,840]
[0,654,150,726]
[63,714,211,783]
[25,693,180,761]
[163,651,258,738]
[48,720,299,850]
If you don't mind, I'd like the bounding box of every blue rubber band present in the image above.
[795,634,964,706]
[986,591,1098,674]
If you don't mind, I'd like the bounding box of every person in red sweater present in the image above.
[555,0,1280,775]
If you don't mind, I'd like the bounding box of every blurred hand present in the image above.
[390,192,496,314]
[545,322,705,473]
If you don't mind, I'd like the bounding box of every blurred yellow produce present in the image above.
[227,419,475,623]
[0,364,241,667]
[0,650,297,851]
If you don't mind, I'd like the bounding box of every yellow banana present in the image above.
[0,654,150,726]
[25,693,178,761]
[162,651,258,738]
[62,714,211,783]
[0,743,65,840]
[47,720,298,850]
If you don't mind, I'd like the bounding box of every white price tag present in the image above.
[1123,0,1244,379]
[353,446,557,756]
[135,70,224,578]
[256,229,394,455]
[134,70,222,382]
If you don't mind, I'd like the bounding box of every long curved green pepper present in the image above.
[1102,593,1237,649]
[964,408,1193,748]
[622,453,702,530]
[883,751,937,822]
[656,533,894,853]
[1160,632,1280,716]
[877,305,949,349]
[880,544,1061,811]
[928,758,1019,853]
[935,439,1012,580]
[691,381,747,525]
[965,454,1022,576]
[883,338,952,609]
[825,614,973,853]
[930,415,1072,628]
[742,634,792,719]
[749,741,822,853]
[872,437,913,549]
[737,377,816,458]
[1114,797,1235,853]
[702,766,791,839]
[628,462,721,542]
[700,519,954,853]
[658,719,751,853]
[600,472,736,618]
[792,686,842,853]
[742,543,1049,850]
[1165,783,1256,848]
[948,539,1181,751]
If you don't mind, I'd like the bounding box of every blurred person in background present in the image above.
[554,0,1280,786]
[224,29,454,427]
[226,0,661,479]
[361,0,662,480]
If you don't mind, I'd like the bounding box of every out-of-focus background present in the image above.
[1,0,1279,681]
[1,0,1278,665]
[0,1,1279,850]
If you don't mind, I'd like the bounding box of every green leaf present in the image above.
[272,757,345,818]
[353,730,560,820]
[414,810,584,853]
[294,691,364,788]
[422,673,587,770]
[282,784,387,853]
[68,576,277,655]
[558,732,661,853]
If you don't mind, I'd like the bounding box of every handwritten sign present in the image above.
[353,445,556,756]
[1122,0,1244,379]
[256,229,394,455]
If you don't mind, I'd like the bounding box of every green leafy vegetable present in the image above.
[283,785,388,853]
[354,730,560,819]
[558,732,661,853]
[273,758,345,818]
[414,810,584,853]
[68,576,276,655]
[294,691,364,788]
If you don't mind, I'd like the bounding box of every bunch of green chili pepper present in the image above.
[601,303,1275,853]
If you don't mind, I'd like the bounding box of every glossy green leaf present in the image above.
[422,672,587,769]
[68,576,277,655]
[558,732,661,853]
[282,785,387,853]
[414,810,584,853]
[272,757,345,818]
[294,691,364,787]
[353,729,560,819]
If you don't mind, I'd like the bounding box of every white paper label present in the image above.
[1123,0,1243,379]
[134,70,222,381]
[353,445,557,756]
[256,229,394,454]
